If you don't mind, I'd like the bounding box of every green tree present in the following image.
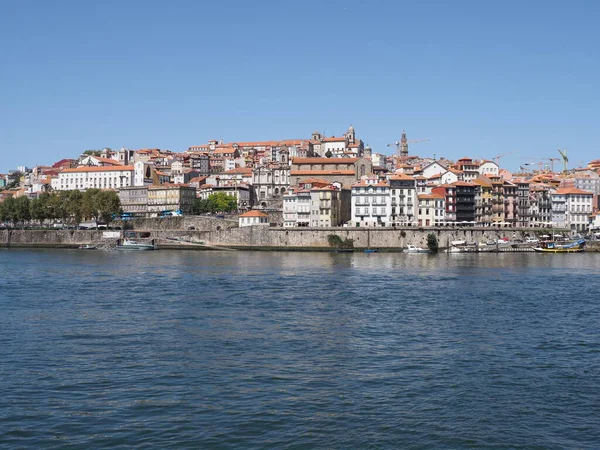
[65,190,84,225]
[209,192,237,212]
[81,189,101,222]
[325,149,333,158]
[14,196,31,227]
[95,190,121,223]
[0,197,15,225]
[427,233,439,253]
[191,198,212,214]
[30,196,46,225]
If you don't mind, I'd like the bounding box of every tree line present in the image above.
[0,189,121,228]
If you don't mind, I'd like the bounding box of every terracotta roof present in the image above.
[291,170,355,176]
[389,173,415,181]
[292,157,359,164]
[240,210,268,217]
[222,167,252,174]
[554,188,593,195]
[89,156,123,166]
[418,193,445,199]
[352,180,390,188]
[61,165,134,173]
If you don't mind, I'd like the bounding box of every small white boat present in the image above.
[116,239,157,251]
[404,244,429,253]
[78,244,97,250]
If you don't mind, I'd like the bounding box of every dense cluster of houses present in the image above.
[2,125,600,233]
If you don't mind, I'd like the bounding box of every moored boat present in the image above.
[404,244,429,253]
[116,239,158,251]
[78,244,97,250]
[533,239,585,253]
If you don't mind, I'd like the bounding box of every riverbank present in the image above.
[3,226,597,252]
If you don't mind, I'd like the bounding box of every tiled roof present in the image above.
[61,165,134,173]
[240,210,268,217]
[554,187,593,195]
[291,170,355,176]
[292,157,359,164]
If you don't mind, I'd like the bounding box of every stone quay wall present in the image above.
[1,226,580,251]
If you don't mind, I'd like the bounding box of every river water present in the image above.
[1,249,599,449]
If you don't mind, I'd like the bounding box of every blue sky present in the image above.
[1,0,599,173]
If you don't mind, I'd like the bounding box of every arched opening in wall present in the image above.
[216,226,222,231]
[274,188,279,196]
[280,189,286,195]
[261,202,267,208]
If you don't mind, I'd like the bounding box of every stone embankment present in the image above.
[3,223,585,251]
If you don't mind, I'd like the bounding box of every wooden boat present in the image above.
[533,239,585,253]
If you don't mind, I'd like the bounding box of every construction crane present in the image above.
[557,149,569,173]
[387,131,430,158]
[493,152,513,165]
[547,157,560,173]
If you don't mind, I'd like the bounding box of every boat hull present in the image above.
[533,247,584,253]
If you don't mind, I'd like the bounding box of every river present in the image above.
[1,249,599,449]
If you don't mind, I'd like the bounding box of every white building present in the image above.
[351,177,391,227]
[551,187,594,232]
[421,161,449,179]
[238,210,269,227]
[478,160,500,177]
[51,165,134,191]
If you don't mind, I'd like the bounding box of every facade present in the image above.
[350,178,391,227]
[147,185,196,215]
[551,187,593,232]
[503,181,518,227]
[431,184,457,224]
[118,186,149,215]
[529,185,553,227]
[51,166,134,191]
[290,157,372,187]
[309,186,350,228]
[252,165,290,209]
[417,193,446,226]
[473,176,493,225]
[389,174,417,226]
[516,179,531,227]
[453,181,477,223]
[239,210,269,227]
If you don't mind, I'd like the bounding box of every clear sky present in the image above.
[1,0,599,173]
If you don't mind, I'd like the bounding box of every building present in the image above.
[453,181,477,223]
[51,166,134,191]
[515,179,531,227]
[309,185,351,228]
[551,187,594,232]
[239,210,269,227]
[119,186,149,215]
[417,193,446,226]
[350,178,391,227]
[389,173,417,226]
[290,157,372,187]
[473,176,493,226]
[147,185,196,215]
[252,164,290,209]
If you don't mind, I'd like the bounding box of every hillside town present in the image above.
[2,126,600,233]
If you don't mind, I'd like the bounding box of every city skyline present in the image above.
[2,0,600,173]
